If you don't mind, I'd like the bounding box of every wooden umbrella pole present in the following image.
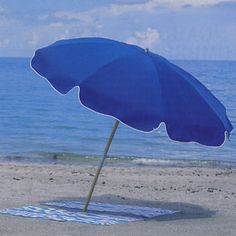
[83,120,120,212]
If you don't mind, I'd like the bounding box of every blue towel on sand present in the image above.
[0,201,177,225]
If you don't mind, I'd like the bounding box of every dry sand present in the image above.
[0,162,236,236]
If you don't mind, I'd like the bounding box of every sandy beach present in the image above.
[0,162,235,236]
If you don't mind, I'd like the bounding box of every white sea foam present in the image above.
[132,158,175,166]
[131,158,236,168]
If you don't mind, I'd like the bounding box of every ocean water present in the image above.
[0,58,235,165]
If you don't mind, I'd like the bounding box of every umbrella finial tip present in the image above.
[145,48,149,53]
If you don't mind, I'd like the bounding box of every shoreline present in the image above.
[1,154,236,169]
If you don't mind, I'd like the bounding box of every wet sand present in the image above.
[0,162,235,236]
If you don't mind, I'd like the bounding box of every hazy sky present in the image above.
[0,0,235,59]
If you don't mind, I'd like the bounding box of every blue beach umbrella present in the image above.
[31,37,233,211]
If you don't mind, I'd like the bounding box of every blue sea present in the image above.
[0,58,235,166]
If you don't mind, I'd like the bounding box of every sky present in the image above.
[0,0,235,60]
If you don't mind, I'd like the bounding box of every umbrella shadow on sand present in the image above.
[42,194,215,222]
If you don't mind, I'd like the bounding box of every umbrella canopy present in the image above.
[31,37,233,211]
[31,37,232,146]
